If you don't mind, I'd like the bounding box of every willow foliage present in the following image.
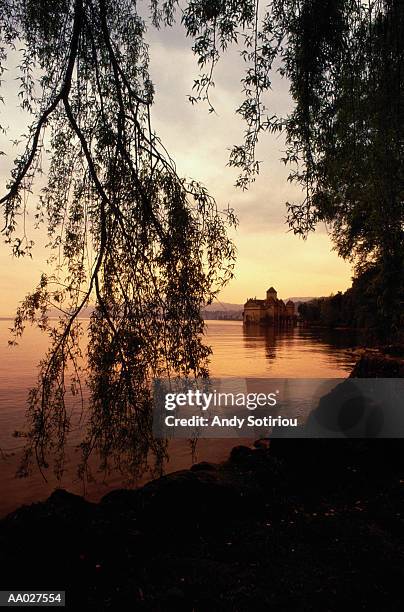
[183,0,403,337]
[1,0,403,479]
[0,0,236,480]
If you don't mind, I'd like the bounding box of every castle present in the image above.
[243,286,296,326]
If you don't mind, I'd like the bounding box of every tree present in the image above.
[0,0,236,480]
[1,0,403,480]
[183,0,404,338]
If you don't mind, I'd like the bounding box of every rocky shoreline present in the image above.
[350,345,404,377]
[1,350,404,610]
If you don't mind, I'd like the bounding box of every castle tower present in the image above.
[266,286,277,301]
[286,299,295,316]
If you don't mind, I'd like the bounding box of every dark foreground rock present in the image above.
[350,346,404,377]
[1,439,404,611]
[1,353,404,610]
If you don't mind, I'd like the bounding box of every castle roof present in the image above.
[244,299,266,307]
[286,300,294,305]
[267,286,276,292]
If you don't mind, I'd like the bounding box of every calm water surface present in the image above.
[0,319,358,516]
[207,321,357,377]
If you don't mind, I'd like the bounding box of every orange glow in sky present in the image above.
[0,27,352,316]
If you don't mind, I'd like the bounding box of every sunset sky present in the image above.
[0,19,352,316]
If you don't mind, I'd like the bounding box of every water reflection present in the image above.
[242,324,278,362]
[207,321,357,378]
[0,319,359,516]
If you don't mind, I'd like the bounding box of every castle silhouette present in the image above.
[243,286,296,326]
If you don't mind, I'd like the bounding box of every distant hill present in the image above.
[48,299,313,318]
[2,297,316,320]
[203,297,316,310]
[285,297,316,303]
[203,302,243,312]
[202,302,243,321]
[45,306,94,318]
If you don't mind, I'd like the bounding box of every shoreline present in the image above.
[1,436,404,610]
[1,350,404,609]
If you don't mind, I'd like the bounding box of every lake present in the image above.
[0,319,358,516]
